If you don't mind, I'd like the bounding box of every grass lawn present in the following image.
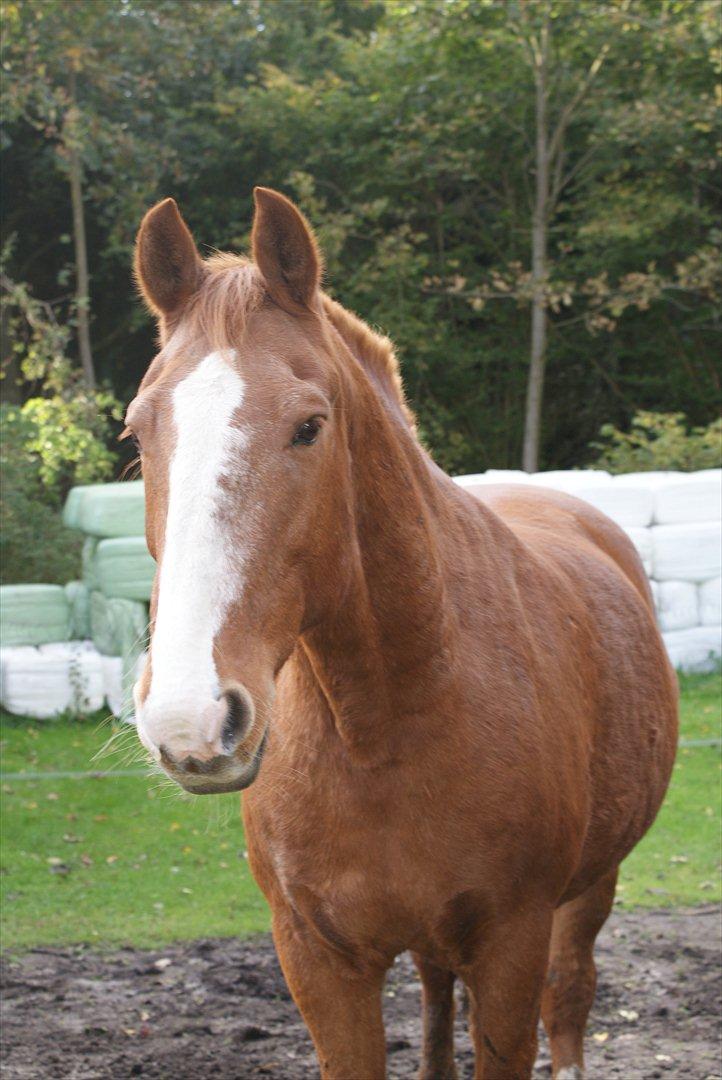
[1,672,720,949]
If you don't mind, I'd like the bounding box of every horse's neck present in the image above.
[298,363,467,765]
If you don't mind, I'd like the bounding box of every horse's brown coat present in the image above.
[130,188,678,1079]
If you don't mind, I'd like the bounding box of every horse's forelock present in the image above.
[184,254,265,351]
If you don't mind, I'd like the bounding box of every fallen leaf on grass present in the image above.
[154,958,172,971]
[81,854,93,867]
[93,814,108,822]
[618,1009,639,1022]
[669,855,688,864]
[47,857,70,876]
[46,792,59,801]
[63,833,82,844]
[592,1032,609,1044]
[106,855,118,864]
[655,1054,673,1062]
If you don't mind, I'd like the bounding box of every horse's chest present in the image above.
[245,779,422,953]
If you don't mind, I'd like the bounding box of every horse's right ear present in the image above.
[134,199,203,317]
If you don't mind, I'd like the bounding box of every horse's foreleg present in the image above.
[272,910,387,1080]
[463,905,553,1080]
[541,868,618,1080]
[412,953,458,1080]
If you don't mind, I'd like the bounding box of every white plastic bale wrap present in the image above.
[40,641,105,713]
[654,470,722,525]
[0,641,104,717]
[92,537,155,602]
[452,467,721,671]
[65,481,146,538]
[82,537,100,591]
[651,522,722,583]
[622,527,653,574]
[698,578,721,627]
[90,592,148,721]
[0,585,71,647]
[663,626,722,674]
[62,485,94,530]
[103,650,147,722]
[65,581,91,640]
[655,581,699,632]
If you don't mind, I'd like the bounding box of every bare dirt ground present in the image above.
[2,907,720,1080]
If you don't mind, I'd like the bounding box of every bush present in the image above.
[0,394,123,584]
[0,407,83,584]
[593,411,722,474]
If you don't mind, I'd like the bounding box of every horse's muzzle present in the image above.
[136,684,268,794]
[161,730,268,794]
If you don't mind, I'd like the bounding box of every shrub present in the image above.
[593,411,722,474]
[0,406,83,584]
[0,393,121,586]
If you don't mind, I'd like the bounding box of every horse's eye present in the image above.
[292,417,323,447]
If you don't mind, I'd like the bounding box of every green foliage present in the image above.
[1,0,720,469]
[0,266,122,584]
[594,411,722,474]
[0,405,82,584]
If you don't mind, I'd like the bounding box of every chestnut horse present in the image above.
[129,188,677,1080]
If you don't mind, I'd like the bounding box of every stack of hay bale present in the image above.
[1,469,719,721]
[455,468,722,673]
[0,480,151,720]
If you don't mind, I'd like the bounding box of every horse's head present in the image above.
[128,189,353,793]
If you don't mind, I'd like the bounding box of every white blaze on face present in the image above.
[139,350,246,755]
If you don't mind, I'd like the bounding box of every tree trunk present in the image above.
[67,70,95,388]
[522,23,549,473]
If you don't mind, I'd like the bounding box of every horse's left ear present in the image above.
[252,187,322,313]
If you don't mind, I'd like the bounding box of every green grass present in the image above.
[618,670,722,907]
[0,714,269,948]
[1,672,720,949]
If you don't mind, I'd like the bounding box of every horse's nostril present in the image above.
[221,689,249,751]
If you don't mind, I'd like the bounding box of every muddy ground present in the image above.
[2,907,720,1079]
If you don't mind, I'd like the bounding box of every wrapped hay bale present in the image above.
[0,585,71,647]
[653,470,722,525]
[62,485,94,530]
[66,480,145,538]
[82,537,100,591]
[622,527,653,574]
[655,581,699,632]
[92,536,155,601]
[90,592,148,720]
[102,650,148,722]
[89,591,148,657]
[526,471,654,527]
[65,581,91,640]
[663,626,722,674]
[101,655,125,718]
[651,522,722,582]
[455,470,533,489]
[698,578,722,627]
[0,641,104,717]
[39,641,105,713]
[529,470,612,491]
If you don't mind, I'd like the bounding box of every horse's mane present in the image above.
[186,253,415,430]
[321,295,416,431]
